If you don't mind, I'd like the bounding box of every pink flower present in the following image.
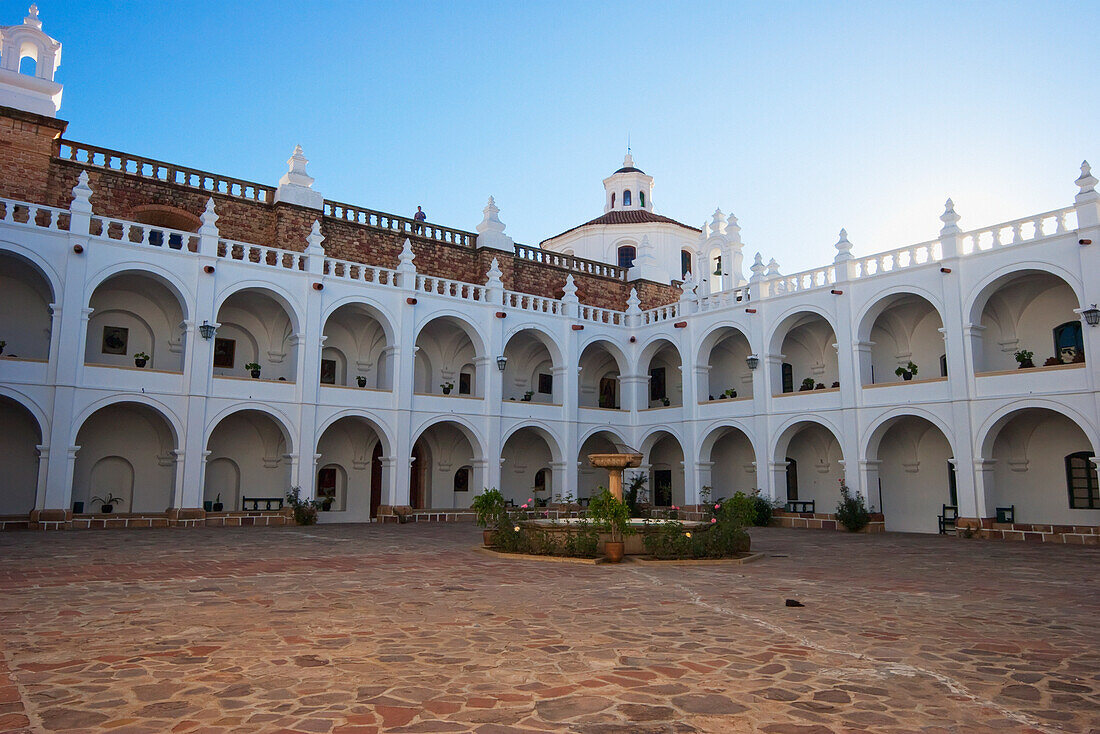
[527,497,533,502]
[672,505,679,510]
[521,504,528,509]
[710,518,717,524]
[714,503,720,509]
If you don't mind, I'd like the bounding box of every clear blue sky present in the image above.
[28,1,1099,273]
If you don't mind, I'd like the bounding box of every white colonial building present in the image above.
[0,9,1097,539]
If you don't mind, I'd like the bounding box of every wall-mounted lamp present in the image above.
[496,355,508,371]
[746,354,760,370]
[199,320,217,340]
[1082,304,1100,327]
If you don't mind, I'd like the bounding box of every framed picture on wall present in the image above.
[213,338,236,368]
[320,358,337,385]
[101,326,128,355]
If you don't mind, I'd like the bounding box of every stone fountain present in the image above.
[587,446,643,501]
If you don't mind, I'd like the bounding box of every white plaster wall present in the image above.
[577,433,617,500]
[0,255,51,360]
[417,423,476,508]
[86,277,185,372]
[500,430,552,505]
[869,299,944,384]
[315,418,382,522]
[206,412,290,510]
[877,421,953,533]
[503,333,554,403]
[648,434,685,506]
[645,344,682,407]
[781,319,839,390]
[980,276,1078,371]
[215,292,295,381]
[322,307,391,388]
[578,344,620,409]
[73,404,175,513]
[705,331,753,399]
[708,430,757,498]
[415,319,477,396]
[0,397,40,514]
[785,425,844,508]
[991,412,1100,526]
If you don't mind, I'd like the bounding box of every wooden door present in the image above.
[370,443,383,518]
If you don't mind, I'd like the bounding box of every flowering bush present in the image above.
[642,496,750,559]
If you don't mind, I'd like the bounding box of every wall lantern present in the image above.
[496,355,508,371]
[746,354,760,371]
[1082,304,1100,327]
[198,320,217,340]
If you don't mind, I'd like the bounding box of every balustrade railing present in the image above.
[514,243,627,280]
[695,287,749,312]
[56,141,275,203]
[218,238,306,270]
[323,200,475,248]
[0,199,70,231]
[578,304,624,325]
[415,273,486,301]
[959,207,1077,255]
[91,215,200,252]
[641,303,679,324]
[852,239,941,277]
[504,291,564,315]
[323,257,400,286]
[764,265,837,296]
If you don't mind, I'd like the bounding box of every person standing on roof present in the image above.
[414,205,426,234]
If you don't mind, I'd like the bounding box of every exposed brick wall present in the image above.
[0,107,682,309]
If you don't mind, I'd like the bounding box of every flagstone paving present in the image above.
[0,524,1097,733]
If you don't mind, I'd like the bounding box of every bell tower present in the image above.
[0,5,63,117]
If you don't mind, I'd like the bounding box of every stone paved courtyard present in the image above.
[0,525,1097,734]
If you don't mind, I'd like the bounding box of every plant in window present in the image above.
[1043,356,1061,367]
[661,396,671,406]
[894,360,918,381]
[1072,350,1086,364]
[834,477,870,532]
[1014,349,1034,369]
[211,493,223,512]
[799,377,815,391]
[245,362,261,378]
[134,351,150,368]
[831,381,840,388]
[440,381,454,395]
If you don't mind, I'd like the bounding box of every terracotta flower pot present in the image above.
[604,541,625,563]
[483,530,494,547]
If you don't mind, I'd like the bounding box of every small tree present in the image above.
[285,487,319,525]
[471,488,507,530]
[587,488,635,544]
[834,477,870,532]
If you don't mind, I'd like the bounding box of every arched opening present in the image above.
[644,431,685,507]
[205,410,292,512]
[502,329,558,403]
[414,316,483,397]
[86,272,187,372]
[411,421,481,509]
[500,427,557,505]
[680,250,693,278]
[860,293,945,385]
[774,421,844,508]
[214,289,298,382]
[699,327,752,401]
[617,245,636,270]
[0,396,42,516]
[610,192,616,209]
[578,341,624,409]
[708,249,723,293]
[867,415,954,533]
[577,430,624,503]
[18,54,35,77]
[701,425,756,501]
[623,190,632,207]
[981,408,1099,526]
[131,205,201,250]
[641,339,683,408]
[972,270,1083,372]
[639,190,645,208]
[315,416,388,520]
[0,251,53,361]
[321,303,394,389]
[74,402,177,514]
[772,312,839,393]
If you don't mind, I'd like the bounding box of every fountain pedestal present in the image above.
[587,453,643,501]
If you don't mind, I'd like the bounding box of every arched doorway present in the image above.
[0,251,53,361]
[0,396,43,515]
[205,410,293,511]
[315,415,389,521]
[867,415,954,533]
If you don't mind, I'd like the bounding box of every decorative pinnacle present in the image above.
[562,274,578,301]
[749,252,765,282]
[200,197,219,232]
[397,237,416,270]
[623,151,634,169]
[280,145,314,188]
[71,170,93,212]
[306,220,325,253]
[834,228,852,262]
[486,257,503,283]
[1076,160,1097,195]
[940,198,961,234]
[626,287,641,313]
[477,196,505,236]
[25,4,41,29]
[710,207,726,236]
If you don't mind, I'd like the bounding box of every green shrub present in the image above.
[752,493,777,526]
[624,474,648,518]
[285,487,319,526]
[835,478,870,532]
[471,488,507,529]
[586,488,635,542]
[724,491,758,527]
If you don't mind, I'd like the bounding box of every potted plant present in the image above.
[831,381,840,388]
[1072,350,1086,364]
[722,388,737,399]
[441,381,454,395]
[133,351,150,368]
[320,496,334,512]
[245,362,261,378]
[285,487,319,525]
[1014,350,1034,369]
[471,488,506,546]
[0,340,6,356]
[661,396,671,406]
[1043,356,1061,367]
[356,375,367,387]
[895,361,918,381]
[211,493,223,512]
[91,492,126,514]
[522,390,533,402]
[814,382,826,390]
[587,488,635,563]
[799,377,815,391]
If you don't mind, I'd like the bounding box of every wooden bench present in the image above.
[242,496,283,511]
[995,505,1015,524]
[785,500,815,514]
[938,504,958,534]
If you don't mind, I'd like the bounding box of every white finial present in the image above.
[475,196,513,251]
[626,288,641,314]
[25,4,41,28]
[710,207,726,236]
[275,144,323,209]
[726,213,741,244]
[679,272,695,302]
[834,228,852,262]
[200,197,219,233]
[486,257,503,284]
[397,237,416,272]
[940,198,961,235]
[562,274,578,302]
[281,145,313,187]
[623,151,634,169]
[306,220,325,254]
[749,252,766,282]
[1076,160,1097,195]
[71,170,92,213]
[766,258,780,277]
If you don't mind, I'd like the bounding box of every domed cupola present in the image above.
[603,151,654,213]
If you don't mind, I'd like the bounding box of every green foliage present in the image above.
[1014,349,1034,364]
[489,519,599,558]
[834,478,870,532]
[624,473,648,518]
[724,491,758,527]
[800,377,815,390]
[642,517,750,560]
[245,362,261,371]
[471,488,507,529]
[285,487,319,526]
[751,493,777,526]
[586,488,635,542]
[894,360,918,377]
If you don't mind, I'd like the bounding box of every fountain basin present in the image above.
[522,517,710,556]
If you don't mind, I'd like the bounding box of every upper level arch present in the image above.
[0,246,55,360]
[855,290,946,385]
[502,326,562,403]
